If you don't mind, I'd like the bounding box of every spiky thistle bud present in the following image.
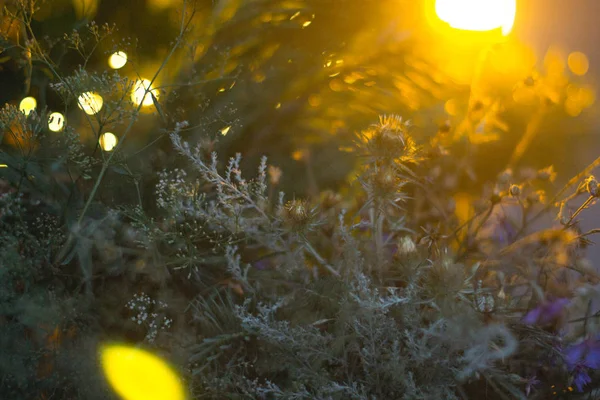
[283,199,311,225]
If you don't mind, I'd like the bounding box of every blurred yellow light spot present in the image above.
[302,21,312,28]
[100,344,185,400]
[147,0,175,11]
[308,94,321,107]
[131,79,158,107]
[329,79,343,92]
[108,51,128,69]
[19,96,37,116]
[565,97,583,117]
[290,11,300,20]
[444,99,459,116]
[78,92,103,115]
[435,0,516,35]
[218,87,226,93]
[72,0,98,20]
[292,150,305,161]
[566,84,596,109]
[253,72,266,83]
[48,112,66,132]
[0,164,7,168]
[275,102,281,109]
[220,126,231,136]
[544,47,566,77]
[568,51,589,76]
[512,86,537,105]
[99,132,118,151]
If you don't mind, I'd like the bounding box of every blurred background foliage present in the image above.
[1,0,596,207]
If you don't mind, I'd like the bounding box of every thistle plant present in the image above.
[2,0,600,399]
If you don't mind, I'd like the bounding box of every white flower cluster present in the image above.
[126,292,172,343]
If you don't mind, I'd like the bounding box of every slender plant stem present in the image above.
[77,0,193,225]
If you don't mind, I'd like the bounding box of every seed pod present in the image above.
[509,184,521,197]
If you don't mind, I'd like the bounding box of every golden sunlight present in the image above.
[109,51,128,69]
[78,92,104,115]
[19,96,37,116]
[99,132,118,151]
[48,112,66,132]
[435,0,516,35]
[100,344,185,400]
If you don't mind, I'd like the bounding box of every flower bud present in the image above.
[509,184,521,197]
[586,176,599,197]
[283,199,310,225]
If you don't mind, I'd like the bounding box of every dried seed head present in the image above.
[361,115,418,162]
[398,236,417,254]
[509,184,521,197]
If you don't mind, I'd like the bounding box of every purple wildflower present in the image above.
[564,335,600,391]
[571,365,592,392]
[253,259,270,270]
[488,211,518,247]
[522,297,569,326]
[565,335,600,369]
[524,375,541,397]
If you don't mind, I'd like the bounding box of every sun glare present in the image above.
[435,0,516,35]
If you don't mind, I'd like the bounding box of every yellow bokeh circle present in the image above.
[100,344,185,400]
[48,112,66,132]
[568,51,589,76]
[99,132,118,151]
[78,92,104,115]
[108,51,128,69]
[19,96,37,116]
